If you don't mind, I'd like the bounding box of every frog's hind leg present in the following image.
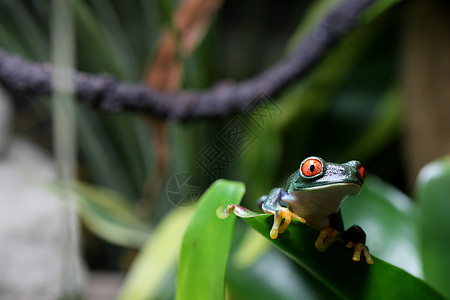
[314,228,340,252]
[260,188,306,239]
[344,225,374,264]
[315,210,373,264]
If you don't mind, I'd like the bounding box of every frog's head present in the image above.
[286,156,366,195]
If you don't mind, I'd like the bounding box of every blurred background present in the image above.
[0,0,449,299]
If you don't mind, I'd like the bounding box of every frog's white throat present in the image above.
[281,183,361,230]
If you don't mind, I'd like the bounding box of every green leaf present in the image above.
[74,0,125,78]
[87,0,138,80]
[228,250,337,299]
[227,229,336,299]
[416,156,450,299]
[243,215,444,299]
[73,182,150,248]
[176,180,245,300]
[118,207,194,300]
[76,106,136,198]
[340,176,422,277]
[0,2,48,60]
[157,0,175,30]
[100,113,153,195]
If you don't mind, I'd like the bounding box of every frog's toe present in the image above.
[217,204,265,219]
[268,207,305,239]
[314,228,339,252]
[342,225,374,264]
[346,242,374,264]
[269,220,281,239]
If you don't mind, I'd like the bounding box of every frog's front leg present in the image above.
[258,188,306,239]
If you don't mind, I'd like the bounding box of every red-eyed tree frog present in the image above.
[220,156,373,264]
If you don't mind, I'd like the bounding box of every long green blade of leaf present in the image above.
[416,156,450,299]
[73,182,150,248]
[176,180,245,300]
[118,206,195,300]
[76,106,135,198]
[341,176,421,277]
[227,229,336,299]
[244,215,444,299]
[1,1,48,60]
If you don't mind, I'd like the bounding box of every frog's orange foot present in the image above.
[346,242,374,264]
[314,228,339,252]
[267,207,306,239]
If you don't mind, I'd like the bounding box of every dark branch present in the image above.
[0,0,376,121]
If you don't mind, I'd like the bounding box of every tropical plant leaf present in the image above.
[74,0,124,77]
[416,156,450,299]
[340,176,422,277]
[227,229,336,299]
[76,106,136,198]
[243,215,444,299]
[0,1,47,60]
[72,182,150,248]
[118,206,195,300]
[176,179,245,300]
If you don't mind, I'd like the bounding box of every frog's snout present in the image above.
[342,160,365,186]
[344,160,361,169]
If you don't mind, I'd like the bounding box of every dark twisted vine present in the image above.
[0,0,376,121]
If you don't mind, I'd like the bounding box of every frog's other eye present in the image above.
[301,158,323,177]
[358,165,366,180]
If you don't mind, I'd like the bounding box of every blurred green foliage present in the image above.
[416,157,450,298]
[1,0,449,299]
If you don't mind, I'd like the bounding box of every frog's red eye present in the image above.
[358,165,366,180]
[301,159,322,177]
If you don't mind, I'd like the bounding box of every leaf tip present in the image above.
[216,205,230,219]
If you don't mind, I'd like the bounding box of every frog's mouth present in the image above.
[282,183,362,225]
[283,182,362,205]
[300,182,362,196]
